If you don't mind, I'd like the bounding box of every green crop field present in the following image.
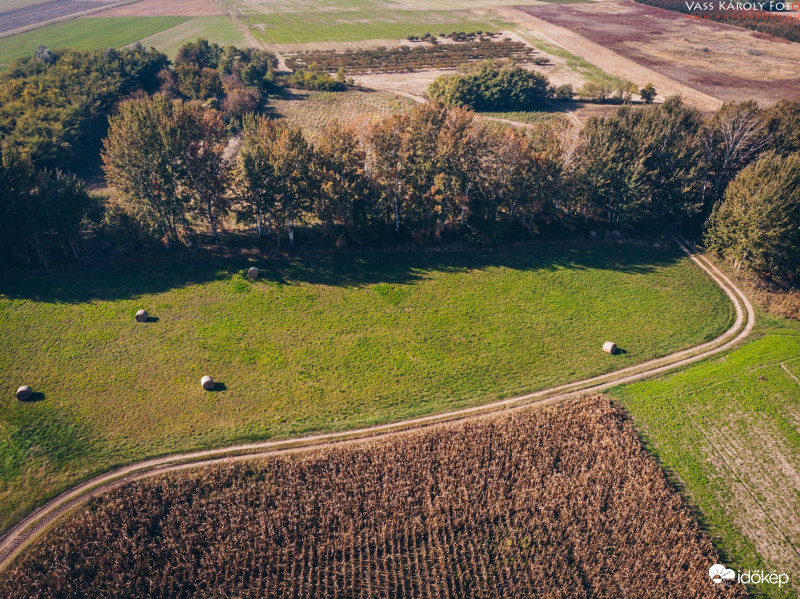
[220,0,507,45]
[0,242,733,534]
[138,16,250,60]
[250,11,505,46]
[611,312,800,598]
[0,17,188,65]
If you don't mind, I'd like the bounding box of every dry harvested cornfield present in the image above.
[0,396,746,598]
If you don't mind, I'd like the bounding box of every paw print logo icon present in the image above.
[709,564,736,584]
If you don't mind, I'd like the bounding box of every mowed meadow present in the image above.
[0,17,189,65]
[0,242,734,532]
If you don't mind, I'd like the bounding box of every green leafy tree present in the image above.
[639,83,656,104]
[576,98,703,228]
[706,151,800,281]
[34,168,91,261]
[368,112,409,235]
[287,63,346,91]
[0,140,91,267]
[176,39,222,69]
[429,61,550,111]
[764,100,800,156]
[400,102,449,240]
[235,116,312,245]
[176,64,223,101]
[434,105,486,230]
[0,47,168,171]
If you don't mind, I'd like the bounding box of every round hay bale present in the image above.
[16,385,32,401]
[247,266,259,279]
[201,375,215,391]
[603,341,618,355]
[135,309,148,323]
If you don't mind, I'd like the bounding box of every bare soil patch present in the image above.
[86,0,223,17]
[512,1,800,105]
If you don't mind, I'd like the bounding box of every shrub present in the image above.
[429,61,550,111]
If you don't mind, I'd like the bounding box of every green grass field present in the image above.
[0,17,188,65]
[220,0,507,45]
[611,312,800,598]
[137,16,250,60]
[0,241,733,533]
[249,10,505,45]
[479,110,569,126]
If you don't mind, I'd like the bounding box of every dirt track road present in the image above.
[494,6,723,111]
[0,233,754,571]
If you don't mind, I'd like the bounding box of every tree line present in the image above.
[1,41,799,284]
[96,94,800,279]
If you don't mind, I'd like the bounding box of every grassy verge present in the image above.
[478,109,568,125]
[610,309,800,598]
[512,29,628,87]
[0,17,188,64]
[0,241,733,533]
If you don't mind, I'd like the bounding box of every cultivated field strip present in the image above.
[0,233,754,571]
[0,0,140,38]
[0,397,748,598]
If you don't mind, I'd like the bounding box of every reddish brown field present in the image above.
[0,396,746,599]
[514,1,800,105]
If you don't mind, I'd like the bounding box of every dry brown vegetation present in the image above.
[268,88,415,141]
[285,39,542,74]
[0,396,746,598]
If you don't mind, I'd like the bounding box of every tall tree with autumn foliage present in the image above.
[313,122,372,241]
[103,95,228,246]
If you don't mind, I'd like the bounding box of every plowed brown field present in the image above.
[510,1,800,106]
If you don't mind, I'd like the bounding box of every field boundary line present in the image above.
[0,233,754,571]
[781,362,800,386]
[0,1,143,40]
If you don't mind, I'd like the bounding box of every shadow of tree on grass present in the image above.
[0,240,683,304]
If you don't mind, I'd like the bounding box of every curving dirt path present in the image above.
[0,232,755,572]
